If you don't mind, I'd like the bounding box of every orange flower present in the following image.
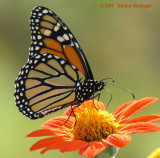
[27,97,160,158]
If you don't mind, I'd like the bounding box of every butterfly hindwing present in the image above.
[29,6,93,80]
[14,53,85,119]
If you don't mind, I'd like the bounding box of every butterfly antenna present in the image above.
[101,77,115,83]
[104,88,113,109]
[104,81,135,99]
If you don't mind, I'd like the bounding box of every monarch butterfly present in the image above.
[14,6,107,119]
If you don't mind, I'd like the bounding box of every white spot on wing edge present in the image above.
[60,60,65,64]
[48,55,52,58]
[35,46,40,50]
[44,30,52,36]
[71,65,76,69]
[54,26,59,32]
[69,33,73,39]
[42,9,48,14]
[54,55,60,59]
[35,55,41,59]
[37,35,42,39]
[35,19,39,23]
[63,26,67,30]
[63,34,69,40]
[57,36,64,42]
[57,22,60,27]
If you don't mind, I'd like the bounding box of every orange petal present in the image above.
[60,140,87,152]
[39,116,74,136]
[63,103,85,117]
[120,115,160,124]
[96,101,106,111]
[79,140,107,158]
[30,136,68,151]
[50,127,71,136]
[79,100,106,111]
[116,97,158,121]
[63,105,77,117]
[63,100,106,117]
[119,122,160,134]
[113,101,136,117]
[27,129,54,137]
[40,147,48,154]
[42,116,74,129]
[105,133,131,148]
[40,139,69,154]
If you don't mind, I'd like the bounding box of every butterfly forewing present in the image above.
[29,6,93,80]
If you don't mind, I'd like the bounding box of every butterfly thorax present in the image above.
[75,80,106,102]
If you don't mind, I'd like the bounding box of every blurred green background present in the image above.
[1,0,160,157]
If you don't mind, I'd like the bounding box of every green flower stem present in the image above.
[82,145,119,158]
[104,145,119,158]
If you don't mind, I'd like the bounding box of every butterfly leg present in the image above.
[104,88,113,109]
[90,86,101,110]
[90,92,101,101]
[61,103,80,125]
[66,103,81,126]
[97,92,101,101]
[71,104,82,125]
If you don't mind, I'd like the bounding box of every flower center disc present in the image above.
[72,100,121,142]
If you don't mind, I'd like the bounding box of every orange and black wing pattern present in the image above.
[14,6,93,119]
[29,6,93,80]
[15,53,85,119]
